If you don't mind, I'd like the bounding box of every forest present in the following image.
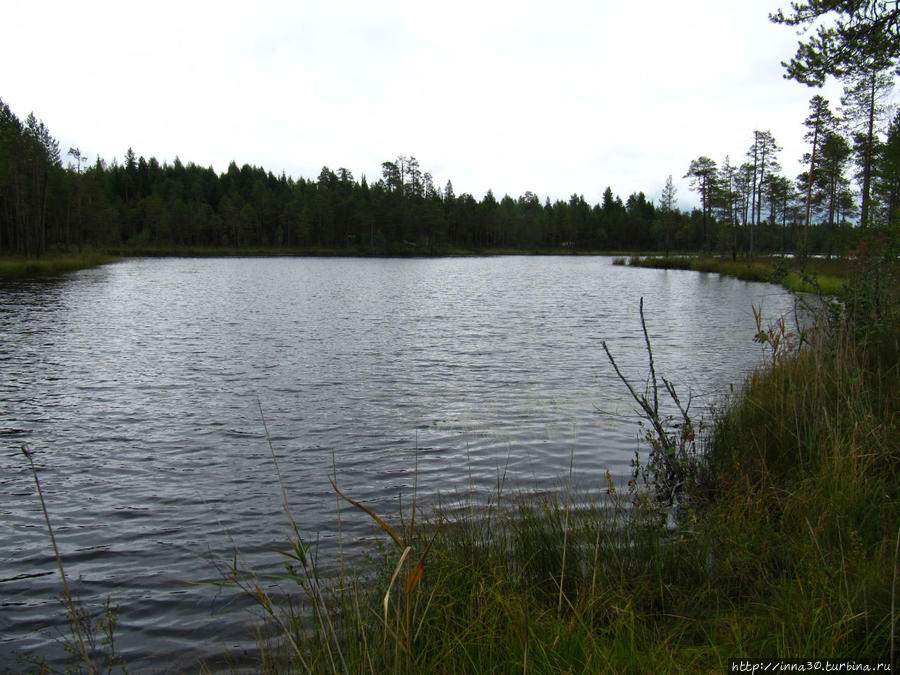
[0,51,898,259]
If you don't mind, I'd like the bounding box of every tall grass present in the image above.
[698,322,898,661]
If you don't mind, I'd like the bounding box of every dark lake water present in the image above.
[0,256,799,671]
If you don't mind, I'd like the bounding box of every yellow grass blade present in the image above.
[384,547,413,643]
[331,480,404,549]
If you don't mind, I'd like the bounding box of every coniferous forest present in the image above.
[1,90,898,259]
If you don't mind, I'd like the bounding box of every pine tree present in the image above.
[715,156,741,259]
[770,1,900,85]
[839,63,894,227]
[657,174,677,256]
[801,95,838,235]
[684,156,717,252]
[874,109,900,227]
[745,131,781,258]
[22,112,60,257]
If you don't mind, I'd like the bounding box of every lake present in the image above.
[0,256,799,671]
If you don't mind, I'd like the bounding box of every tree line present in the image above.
[0,108,700,257]
[682,68,899,259]
[2,0,898,262]
[680,0,900,259]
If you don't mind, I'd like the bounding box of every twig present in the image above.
[639,297,659,416]
[603,298,698,508]
[558,444,575,617]
[662,378,692,425]
[602,340,667,444]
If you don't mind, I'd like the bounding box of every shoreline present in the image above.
[3,249,854,298]
[0,247,652,280]
[0,253,121,280]
[616,253,848,294]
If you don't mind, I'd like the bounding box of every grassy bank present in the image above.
[617,254,848,295]
[209,251,896,673]
[0,252,118,280]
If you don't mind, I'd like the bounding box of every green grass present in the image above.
[617,254,851,295]
[0,252,118,279]
[698,322,898,658]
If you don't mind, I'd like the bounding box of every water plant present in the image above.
[751,302,809,367]
[602,297,700,511]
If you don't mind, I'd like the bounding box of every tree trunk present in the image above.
[860,72,876,228]
[804,112,820,240]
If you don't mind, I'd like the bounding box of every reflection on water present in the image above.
[0,256,798,669]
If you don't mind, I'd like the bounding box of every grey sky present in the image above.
[4,0,855,209]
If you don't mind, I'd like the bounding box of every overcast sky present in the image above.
[3,0,861,209]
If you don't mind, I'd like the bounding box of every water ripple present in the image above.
[0,256,798,670]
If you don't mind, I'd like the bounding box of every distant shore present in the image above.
[0,246,647,280]
[1,249,855,298]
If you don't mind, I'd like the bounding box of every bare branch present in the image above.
[639,297,659,416]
